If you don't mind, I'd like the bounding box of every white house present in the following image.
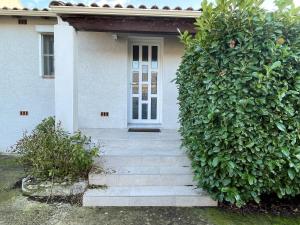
[0,1,217,207]
[0,1,202,150]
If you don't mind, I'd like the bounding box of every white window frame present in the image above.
[36,25,54,78]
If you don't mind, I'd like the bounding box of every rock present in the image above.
[22,176,88,198]
[71,181,88,195]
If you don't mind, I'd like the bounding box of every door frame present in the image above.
[127,37,164,125]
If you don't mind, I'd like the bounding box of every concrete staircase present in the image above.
[82,129,217,207]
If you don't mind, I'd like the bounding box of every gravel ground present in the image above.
[1,154,300,225]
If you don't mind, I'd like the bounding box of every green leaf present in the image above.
[212,157,219,167]
[275,122,286,132]
[248,175,256,185]
[271,61,281,70]
[295,154,300,160]
[223,179,231,186]
[288,169,295,180]
[281,147,290,157]
[228,161,235,169]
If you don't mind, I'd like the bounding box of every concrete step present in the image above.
[83,129,181,141]
[100,147,186,156]
[89,174,195,186]
[95,139,183,152]
[94,165,193,175]
[95,155,191,167]
[83,186,217,207]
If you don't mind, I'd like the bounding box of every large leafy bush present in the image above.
[12,117,98,180]
[176,0,300,206]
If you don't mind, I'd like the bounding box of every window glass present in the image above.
[132,45,139,69]
[42,34,54,76]
[43,35,54,54]
[142,65,148,82]
[151,72,157,94]
[142,84,148,100]
[151,46,158,69]
[151,97,157,119]
[142,46,148,62]
[132,72,139,94]
[142,104,148,119]
[132,97,139,119]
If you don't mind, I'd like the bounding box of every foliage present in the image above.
[12,117,99,180]
[176,0,300,206]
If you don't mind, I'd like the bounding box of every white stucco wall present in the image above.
[77,32,128,129]
[54,21,78,133]
[162,37,183,129]
[0,17,56,151]
[77,33,183,130]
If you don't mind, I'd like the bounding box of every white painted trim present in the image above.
[0,9,55,17]
[38,33,42,77]
[0,7,200,18]
[51,6,201,18]
[35,25,54,33]
[128,38,164,125]
[37,32,54,78]
[36,26,55,78]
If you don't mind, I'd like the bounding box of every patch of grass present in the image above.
[200,208,300,225]
[0,154,24,203]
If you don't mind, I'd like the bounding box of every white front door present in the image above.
[129,42,161,124]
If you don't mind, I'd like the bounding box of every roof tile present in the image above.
[151,5,159,10]
[174,7,182,10]
[114,4,123,8]
[90,3,98,7]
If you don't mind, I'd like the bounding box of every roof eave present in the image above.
[0,9,56,17]
[50,6,201,18]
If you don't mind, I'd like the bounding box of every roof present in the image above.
[0,0,54,17]
[0,1,201,19]
[49,1,201,12]
[0,7,56,17]
[49,1,202,18]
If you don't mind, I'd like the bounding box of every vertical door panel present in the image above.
[130,43,159,123]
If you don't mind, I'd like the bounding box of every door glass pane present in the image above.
[151,72,157,94]
[132,97,139,119]
[142,103,148,119]
[142,65,148,82]
[151,97,157,119]
[142,46,148,62]
[132,45,139,69]
[132,72,139,94]
[151,46,158,69]
[142,84,148,100]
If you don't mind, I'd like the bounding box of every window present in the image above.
[41,34,54,77]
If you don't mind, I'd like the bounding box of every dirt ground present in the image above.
[1,154,300,225]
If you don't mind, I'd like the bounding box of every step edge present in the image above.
[89,173,194,176]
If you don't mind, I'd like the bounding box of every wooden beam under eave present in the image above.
[61,15,197,34]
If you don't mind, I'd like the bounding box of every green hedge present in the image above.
[176,0,300,206]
